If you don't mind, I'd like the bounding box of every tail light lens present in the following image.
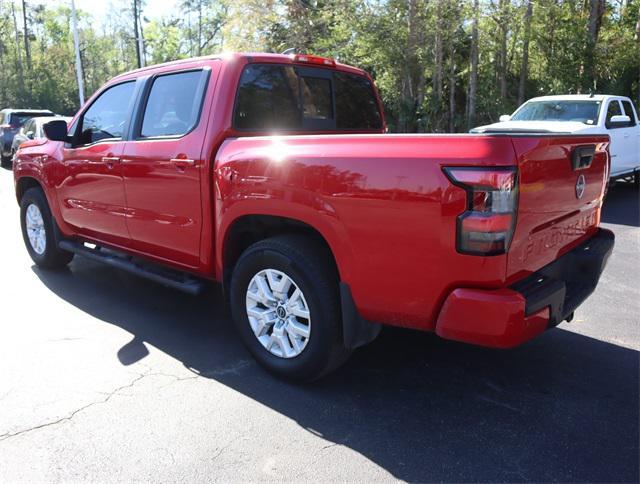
[293,54,336,67]
[444,167,518,255]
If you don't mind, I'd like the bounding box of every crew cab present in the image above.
[13,53,614,381]
[471,94,640,182]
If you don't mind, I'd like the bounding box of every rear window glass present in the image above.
[334,72,382,129]
[301,76,333,120]
[9,112,52,127]
[234,64,382,131]
[511,101,601,124]
[141,70,207,138]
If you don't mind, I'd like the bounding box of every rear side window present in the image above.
[79,81,135,144]
[621,100,639,125]
[234,64,382,131]
[234,65,300,130]
[140,70,208,138]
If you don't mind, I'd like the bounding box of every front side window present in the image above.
[234,64,382,132]
[605,100,623,128]
[140,70,207,138]
[79,82,135,145]
[511,101,601,124]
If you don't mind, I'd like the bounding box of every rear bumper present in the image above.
[435,228,615,348]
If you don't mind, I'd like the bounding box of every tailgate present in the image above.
[507,135,609,283]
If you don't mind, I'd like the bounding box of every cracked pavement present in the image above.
[0,170,638,482]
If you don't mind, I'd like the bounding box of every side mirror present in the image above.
[43,120,70,142]
[608,114,631,128]
[25,131,35,140]
[499,114,511,122]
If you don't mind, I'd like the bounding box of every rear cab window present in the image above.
[10,112,52,127]
[233,63,382,132]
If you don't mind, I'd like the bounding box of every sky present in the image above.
[43,0,179,25]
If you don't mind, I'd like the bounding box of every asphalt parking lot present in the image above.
[0,167,638,482]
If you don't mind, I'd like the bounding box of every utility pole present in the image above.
[71,0,85,106]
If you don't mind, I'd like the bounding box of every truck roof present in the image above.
[112,52,369,82]
[525,94,631,103]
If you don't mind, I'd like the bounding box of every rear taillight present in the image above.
[444,167,518,256]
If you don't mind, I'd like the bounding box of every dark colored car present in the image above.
[0,109,54,167]
[10,116,71,165]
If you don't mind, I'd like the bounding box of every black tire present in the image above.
[230,235,351,382]
[0,153,9,168]
[20,187,74,270]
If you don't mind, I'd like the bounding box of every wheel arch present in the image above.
[220,214,343,294]
[15,176,44,204]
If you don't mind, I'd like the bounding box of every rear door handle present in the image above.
[170,158,195,165]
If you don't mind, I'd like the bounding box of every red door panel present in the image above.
[121,141,203,267]
[57,141,130,245]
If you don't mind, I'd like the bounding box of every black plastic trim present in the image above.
[58,239,207,295]
[340,282,381,349]
[571,144,596,171]
[510,228,615,326]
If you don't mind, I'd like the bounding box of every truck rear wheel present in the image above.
[229,235,351,381]
[20,188,74,270]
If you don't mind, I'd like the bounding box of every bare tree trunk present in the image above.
[585,0,605,91]
[518,0,533,105]
[448,42,456,133]
[635,5,639,106]
[137,2,145,67]
[498,0,508,100]
[404,0,425,132]
[433,1,443,108]
[467,0,479,128]
[21,0,30,70]
[11,1,24,101]
[197,0,202,56]
[133,0,141,68]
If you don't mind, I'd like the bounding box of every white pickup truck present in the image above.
[471,95,640,182]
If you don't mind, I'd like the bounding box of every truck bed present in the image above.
[215,133,610,330]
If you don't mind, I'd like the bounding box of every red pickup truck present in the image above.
[13,53,614,380]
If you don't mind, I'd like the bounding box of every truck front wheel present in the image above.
[20,188,74,270]
[229,235,351,381]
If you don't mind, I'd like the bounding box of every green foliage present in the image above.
[0,0,638,130]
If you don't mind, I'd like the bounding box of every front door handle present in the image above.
[101,156,120,169]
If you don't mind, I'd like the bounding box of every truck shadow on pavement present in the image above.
[602,182,639,227]
[33,259,639,482]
